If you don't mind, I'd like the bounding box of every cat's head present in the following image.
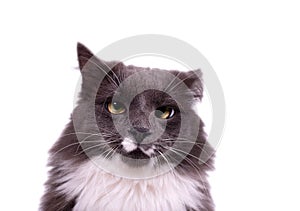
[69,43,208,174]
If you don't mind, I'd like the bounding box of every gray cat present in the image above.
[40,43,215,211]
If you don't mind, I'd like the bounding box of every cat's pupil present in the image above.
[106,101,126,114]
[155,107,175,119]
[112,102,122,110]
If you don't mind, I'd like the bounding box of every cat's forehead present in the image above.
[115,64,165,78]
[94,63,197,108]
[113,65,176,88]
[112,67,176,96]
[108,66,191,108]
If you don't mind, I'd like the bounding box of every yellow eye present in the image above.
[155,107,175,119]
[107,101,126,114]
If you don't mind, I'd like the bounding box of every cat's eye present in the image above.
[106,101,126,114]
[155,107,175,119]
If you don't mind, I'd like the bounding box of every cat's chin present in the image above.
[120,149,151,167]
[121,157,151,167]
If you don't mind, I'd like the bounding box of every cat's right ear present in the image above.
[77,42,112,77]
[77,42,95,72]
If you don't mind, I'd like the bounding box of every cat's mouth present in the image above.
[120,148,151,166]
[124,148,150,160]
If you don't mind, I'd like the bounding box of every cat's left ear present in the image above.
[180,69,203,100]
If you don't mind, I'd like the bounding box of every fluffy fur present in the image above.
[56,159,205,211]
[40,43,215,211]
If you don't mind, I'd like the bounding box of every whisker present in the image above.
[75,141,112,155]
[165,147,200,171]
[153,156,161,170]
[74,141,117,157]
[52,142,80,156]
[102,145,118,160]
[81,55,121,87]
[163,72,182,93]
[167,73,196,93]
[163,146,212,169]
[165,149,210,196]
[59,131,117,140]
[53,135,116,156]
[163,143,211,159]
[59,132,100,138]
[161,138,211,157]
[156,150,175,176]
[74,133,109,153]
[99,128,118,135]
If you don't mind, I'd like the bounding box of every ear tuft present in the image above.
[185,69,203,99]
[174,69,203,100]
[77,42,94,71]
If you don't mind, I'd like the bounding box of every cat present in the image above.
[40,43,215,211]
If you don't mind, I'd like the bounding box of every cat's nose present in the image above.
[134,127,149,133]
[129,127,151,143]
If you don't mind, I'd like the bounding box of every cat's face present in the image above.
[95,73,183,167]
[73,43,205,170]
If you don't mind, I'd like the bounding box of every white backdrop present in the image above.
[0,1,300,210]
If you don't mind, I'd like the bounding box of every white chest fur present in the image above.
[58,160,204,211]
